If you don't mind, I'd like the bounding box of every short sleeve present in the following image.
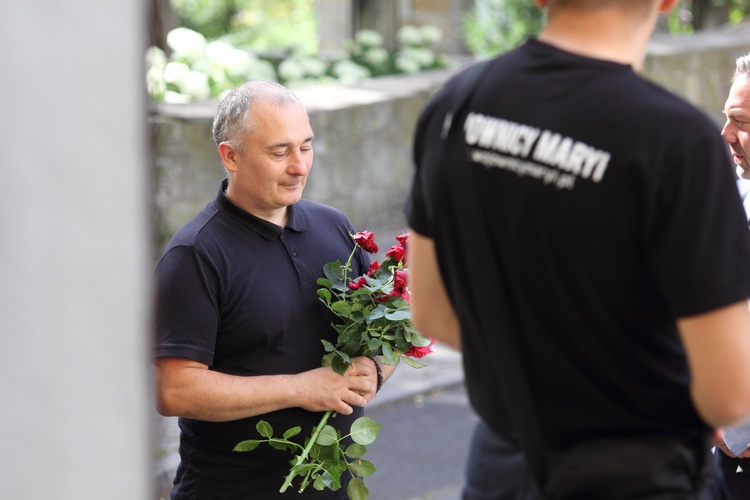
[154,245,220,365]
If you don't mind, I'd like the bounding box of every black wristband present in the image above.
[371,357,383,393]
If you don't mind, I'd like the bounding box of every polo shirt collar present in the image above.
[215,179,308,239]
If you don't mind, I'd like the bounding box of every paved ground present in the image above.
[152,343,465,499]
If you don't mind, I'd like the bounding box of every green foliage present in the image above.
[234,417,381,499]
[146,24,448,102]
[462,0,545,57]
[668,0,750,33]
[171,0,318,52]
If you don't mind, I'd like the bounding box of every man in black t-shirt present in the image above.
[406,1,750,499]
[153,81,395,498]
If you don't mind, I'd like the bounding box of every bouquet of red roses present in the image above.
[235,231,433,499]
[318,231,434,375]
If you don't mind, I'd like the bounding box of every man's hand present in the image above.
[295,364,374,415]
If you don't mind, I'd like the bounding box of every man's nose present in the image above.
[721,120,736,143]
[287,150,310,175]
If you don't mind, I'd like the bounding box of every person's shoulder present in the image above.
[629,75,715,127]
[163,200,221,250]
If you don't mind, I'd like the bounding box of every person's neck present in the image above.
[537,8,658,71]
[225,184,289,228]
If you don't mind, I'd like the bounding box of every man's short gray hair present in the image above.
[734,53,750,83]
[212,80,305,152]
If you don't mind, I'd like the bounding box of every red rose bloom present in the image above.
[354,231,378,254]
[386,244,406,263]
[393,270,409,297]
[396,233,409,247]
[348,277,368,290]
[405,338,435,359]
[367,261,381,277]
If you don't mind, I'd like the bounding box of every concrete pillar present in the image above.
[0,2,151,499]
[316,0,353,55]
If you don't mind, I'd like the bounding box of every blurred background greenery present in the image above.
[147,0,750,102]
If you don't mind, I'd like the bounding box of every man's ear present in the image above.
[218,142,238,173]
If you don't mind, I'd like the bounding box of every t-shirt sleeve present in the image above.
[645,132,750,317]
[153,245,219,365]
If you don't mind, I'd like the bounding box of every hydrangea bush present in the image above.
[146,25,449,103]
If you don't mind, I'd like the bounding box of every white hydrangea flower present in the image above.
[167,27,207,65]
[421,25,443,45]
[363,47,389,67]
[331,59,371,84]
[355,29,384,48]
[205,41,241,68]
[278,59,306,82]
[181,71,211,101]
[243,59,277,82]
[404,47,435,67]
[396,25,422,47]
[146,65,166,99]
[163,61,191,86]
[395,53,421,74]
[208,43,255,80]
[209,68,230,91]
[145,46,167,72]
[300,57,327,78]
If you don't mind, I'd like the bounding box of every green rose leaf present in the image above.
[332,300,353,315]
[350,417,381,445]
[256,420,273,439]
[401,355,427,369]
[313,475,326,491]
[347,477,369,500]
[345,443,367,459]
[233,439,261,452]
[321,464,343,490]
[268,439,292,451]
[331,352,351,376]
[349,458,376,478]
[316,424,339,446]
[384,309,410,321]
[317,288,332,303]
[366,305,387,323]
[381,343,398,365]
[283,426,302,440]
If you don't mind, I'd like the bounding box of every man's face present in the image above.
[722,73,750,179]
[227,101,314,220]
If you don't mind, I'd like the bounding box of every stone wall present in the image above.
[150,27,750,251]
[643,25,750,125]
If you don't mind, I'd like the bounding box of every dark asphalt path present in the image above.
[362,383,479,500]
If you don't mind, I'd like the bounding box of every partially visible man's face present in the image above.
[722,73,750,179]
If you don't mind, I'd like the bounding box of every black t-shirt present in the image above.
[155,181,369,498]
[406,38,750,450]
